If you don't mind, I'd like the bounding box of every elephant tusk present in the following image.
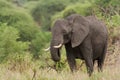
[53,44,62,48]
[44,47,50,51]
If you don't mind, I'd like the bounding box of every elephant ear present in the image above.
[69,15,89,47]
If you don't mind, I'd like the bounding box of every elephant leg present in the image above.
[67,52,76,72]
[98,42,107,72]
[80,38,93,76]
[93,60,95,67]
[65,42,76,72]
[85,57,93,76]
[97,59,103,72]
[80,46,93,76]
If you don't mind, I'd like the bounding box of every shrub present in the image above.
[30,31,51,59]
[23,1,38,12]
[0,23,29,62]
[0,1,39,41]
[94,0,120,18]
[6,0,28,6]
[51,2,92,26]
[0,0,13,8]
[106,14,120,27]
[31,0,66,30]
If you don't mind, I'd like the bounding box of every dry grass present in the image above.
[0,42,120,80]
[0,65,120,80]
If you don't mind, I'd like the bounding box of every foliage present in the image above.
[94,0,120,18]
[51,1,92,27]
[30,31,51,59]
[0,23,29,62]
[6,0,28,6]
[23,1,38,12]
[0,0,13,8]
[31,0,66,30]
[0,9,39,41]
[107,14,120,27]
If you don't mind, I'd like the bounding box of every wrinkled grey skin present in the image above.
[50,14,108,76]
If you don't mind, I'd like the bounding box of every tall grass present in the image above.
[0,65,120,80]
[0,40,120,80]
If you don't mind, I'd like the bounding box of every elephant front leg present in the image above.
[65,42,76,72]
[67,52,76,72]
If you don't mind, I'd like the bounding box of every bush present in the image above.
[31,0,66,30]
[23,1,38,12]
[0,0,13,8]
[0,1,39,41]
[30,31,51,59]
[0,23,29,62]
[51,2,92,26]
[94,0,120,18]
[106,14,120,27]
[6,0,28,6]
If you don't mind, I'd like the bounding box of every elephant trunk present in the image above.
[50,47,60,62]
[50,40,62,62]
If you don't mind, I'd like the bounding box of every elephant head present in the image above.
[50,14,89,62]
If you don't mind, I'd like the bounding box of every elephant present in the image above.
[46,14,108,76]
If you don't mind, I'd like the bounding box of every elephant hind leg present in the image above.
[97,53,106,72]
[98,42,107,72]
[85,58,93,76]
[93,60,96,67]
[80,38,94,76]
[97,59,103,72]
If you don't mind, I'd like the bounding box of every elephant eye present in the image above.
[64,34,70,41]
[62,30,66,34]
[62,29,67,34]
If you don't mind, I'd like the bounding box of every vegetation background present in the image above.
[0,0,120,80]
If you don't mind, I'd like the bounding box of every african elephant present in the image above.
[46,14,108,76]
